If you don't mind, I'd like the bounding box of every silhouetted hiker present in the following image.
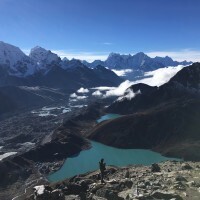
[99,158,106,183]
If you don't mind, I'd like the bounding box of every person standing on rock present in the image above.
[99,158,106,183]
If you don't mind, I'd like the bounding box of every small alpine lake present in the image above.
[96,113,122,123]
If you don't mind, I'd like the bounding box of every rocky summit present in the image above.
[22,161,200,200]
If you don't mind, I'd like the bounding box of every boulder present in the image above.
[124,179,133,189]
[175,175,187,182]
[125,170,130,178]
[51,189,64,199]
[65,183,84,195]
[96,188,123,200]
[151,163,161,172]
[173,181,186,190]
[33,185,64,200]
[64,195,81,200]
[181,163,193,170]
[150,191,183,200]
[89,183,104,194]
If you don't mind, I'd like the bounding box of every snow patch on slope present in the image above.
[0,152,17,161]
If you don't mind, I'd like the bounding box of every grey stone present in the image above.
[181,163,193,170]
[151,163,161,172]
[175,175,187,182]
[64,195,81,200]
[151,191,183,200]
[96,188,123,200]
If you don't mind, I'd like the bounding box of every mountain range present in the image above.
[0,41,122,88]
[83,52,192,71]
[0,41,192,79]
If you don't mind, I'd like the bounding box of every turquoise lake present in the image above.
[96,113,122,123]
[48,141,180,182]
[48,114,180,182]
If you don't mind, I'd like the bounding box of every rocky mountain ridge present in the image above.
[0,42,123,90]
[0,41,192,78]
[84,52,192,71]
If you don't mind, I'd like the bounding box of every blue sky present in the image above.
[0,0,200,61]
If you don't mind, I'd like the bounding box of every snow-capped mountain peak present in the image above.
[0,41,36,76]
[0,41,27,67]
[29,46,60,69]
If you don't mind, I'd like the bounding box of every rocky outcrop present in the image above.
[24,161,200,200]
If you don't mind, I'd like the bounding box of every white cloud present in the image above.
[103,65,185,97]
[70,91,88,100]
[104,80,134,97]
[76,95,87,100]
[70,93,78,98]
[92,90,103,96]
[134,65,185,87]
[52,49,200,62]
[77,87,89,93]
[146,49,200,62]
[91,86,116,91]
[52,50,108,62]
[112,69,133,76]
[69,99,77,102]
[117,89,141,101]
[103,42,112,45]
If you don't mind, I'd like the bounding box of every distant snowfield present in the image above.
[0,152,17,161]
